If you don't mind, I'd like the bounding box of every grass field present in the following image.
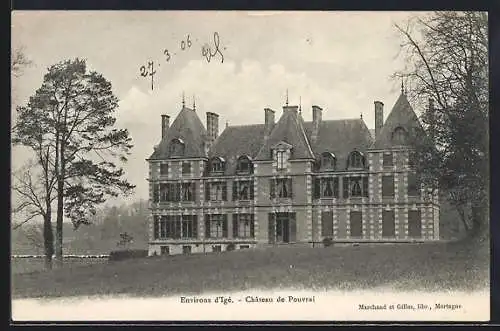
[11,257,108,275]
[11,240,489,299]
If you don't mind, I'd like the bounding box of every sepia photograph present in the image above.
[10,10,490,322]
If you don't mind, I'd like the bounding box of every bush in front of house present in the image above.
[226,243,236,252]
[108,249,148,262]
[323,237,334,247]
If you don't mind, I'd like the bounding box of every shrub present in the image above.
[323,237,334,247]
[108,249,148,262]
[226,243,236,252]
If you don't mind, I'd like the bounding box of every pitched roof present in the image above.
[372,93,427,149]
[304,118,374,170]
[148,106,208,160]
[208,124,267,175]
[255,107,315,160]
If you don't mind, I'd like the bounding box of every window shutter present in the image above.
[205,182,210,201]
[321,212,333,237]
[175,183,181,202]
[192,216,198,238]
[232,181,238,201]
[289,213,297,242]
[288,178,293,198]
[333,177,339,198]
[153,216,159,239]
[342,177,349,198]
[314,178,321,199]
[222,215,228,237]
[250,214,255,238]
[232,214,238,238]
[269,179,275,198]
[268,213,276,243]
[222,183,228,201]
[205,215,210,239]
[363,177,369,197]
[249,182,254,200]
[153,184,159,202]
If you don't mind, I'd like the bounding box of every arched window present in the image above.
[169,138,185,156]
[392,126,409,145]
[210,157,225,173]
[237,155,253,173]
[348,151,365,169]
[321,152,336,170]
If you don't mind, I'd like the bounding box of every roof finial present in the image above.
[360,112,363,120]
[401,77,404,94]
[299,96,302,112]
[193,94,196,110]
[182,91,185,108]
[226,120,229,128]
[286,89,289,106]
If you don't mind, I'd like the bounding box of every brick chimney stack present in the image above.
[264,108,275,133]
[374,101,384,138]
[311,105,323,143]
[206,112,219,146]
[161,115,170,139]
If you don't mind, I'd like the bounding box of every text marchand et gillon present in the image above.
[180,295,316,305]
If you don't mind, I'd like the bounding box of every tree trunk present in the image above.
[43,213,54,270]
[55,176,64,268]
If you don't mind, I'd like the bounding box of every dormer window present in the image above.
[170,138,185,157]
[277,151,287,169]
[392,126,409,145]
[237,155,253,174]
[272,141,292,171]
[320,152,336,170]
[348,151,365,169]
[210,157,225,174]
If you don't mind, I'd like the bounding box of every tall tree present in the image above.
[14,58,135,267]
[394,12,488,240]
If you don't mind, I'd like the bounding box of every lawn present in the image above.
[11,240,489,299]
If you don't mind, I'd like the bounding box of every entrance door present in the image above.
[276,213,290,243]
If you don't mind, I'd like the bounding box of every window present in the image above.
[350,211,363,238]
[160,246,170,255]
[212,245,222,253]
[170,138,185,156]
[156,215,198,239]
[160,163,169,176]
[206,182,227,201]
[408,210,422,238]
[232,214,255,238]
[182,245,192,254]
[237,155,252,173]
[342,177,368,198]
[232,180,254,200]
[382,176,395,197]
[182,162,191,175]
[321,211,333,237]
[348,151,365,168]
[408,173,419,196]
[239,245,250,250]
[157,182,195,202]
[205,214,228,238]
[314,177,339,198]
[383,153,393,167]
[276,151,287,170]
[270,178,293,199]
[321,152,336,170]
[153,184,160,203]
[210,157,225,173]
[392,127,408,145]
[382,210,395,238]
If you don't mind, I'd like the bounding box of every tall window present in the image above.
[270,178,293,198]
[408,172,420,196]
[321,152,336,170]
[160,163,169,176]
[237,155,252,173]
[182,162,191,175]
[343,177,368,198]
[233,180,254,200]
[154,215,198,239]
[232,214,254,238]
[383,153,393,167]
[408,210,422,238]
[382,176,395,197]
[349,211,363,238]
[382,210,395,238]
[348,151,365,169]
[206,182,227,201]
[314,177,339,198]
[157,182,196,202]
[210,157,225,173]
[205,214,228,238]
[170,138,185,156]
[276,151,287,170]
[321,211,333,237]
[392,127,408,145]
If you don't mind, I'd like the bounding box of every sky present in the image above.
[11,10,428,206]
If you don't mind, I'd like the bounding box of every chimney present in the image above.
[206,112,219,145]
[311,105,323,143]
[264,108,275,133]
[161,115,170,139]
[374,101,384,138]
